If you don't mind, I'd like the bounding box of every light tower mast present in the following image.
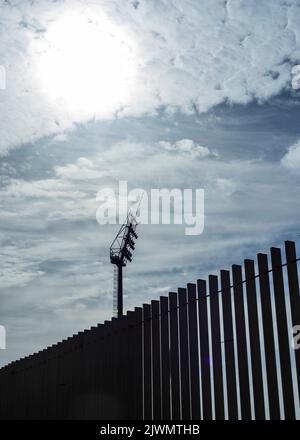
[110,212,138,317]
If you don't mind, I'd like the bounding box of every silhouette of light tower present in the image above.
[110,212,138,317]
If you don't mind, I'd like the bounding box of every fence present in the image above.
[0,240,300,419]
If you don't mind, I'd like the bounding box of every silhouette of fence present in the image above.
[0,240,300,420]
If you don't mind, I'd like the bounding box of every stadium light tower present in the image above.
[110,212,139,317]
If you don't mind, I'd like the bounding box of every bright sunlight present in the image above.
[35,12,137,116]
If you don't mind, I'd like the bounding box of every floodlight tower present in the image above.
[110,213,138,318]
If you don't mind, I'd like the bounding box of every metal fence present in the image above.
[0,240,300,420]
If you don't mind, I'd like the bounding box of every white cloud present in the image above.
[1,0,300,154]
[215,177,236,195]
[55,157,110,180]
[158,139,215,158]
[51,133,70,143]
[281,140,300,171]
[0,178,85,199]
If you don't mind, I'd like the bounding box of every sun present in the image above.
[35,12,137,116]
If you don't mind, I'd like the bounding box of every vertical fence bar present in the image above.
[257,253,280,419]
[80,332,90,419]
[197,279,212,420]
[98,326,107,419]
[89,328,99,420]
[178,287,191,419]
[9,363,17,419]
[67,338,75,420]
[89,329,99,420]
[115,315,128,420]
[160,296,171,420]
[5,365,10,419]
[15,363,22,419]
[187,283,201,419]
[232,265,251,420]
[143,304,152,419]
[285,241,300,400]
[25,360,32,419]
[169,292,180,419]
[151,300,162,419]
[39,351,47,419]
[271,246,295,419]
[60,342,68,420]
[133,307,143,420]
[126,312,136,420]
[95,324,105,419]
[108,321,118,419]
[0,370,5,417]
[47,347,55,419]
[209,275,225,419]
[110,318,125,418]
[55,343,62,419]
[109,321,117,419]
[221,270,238,419]
[244,259,265,420]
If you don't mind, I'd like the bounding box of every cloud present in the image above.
[55,157,111,180]
[281,140,300,171]
[1,0,300,154]
[51,133,70,143]
[215,177,236,195]
[157,139,215,158]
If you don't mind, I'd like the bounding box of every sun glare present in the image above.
[36,13,137,116]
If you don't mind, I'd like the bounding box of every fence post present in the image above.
[160,296,171,420]
[271,247,296,419]
[209,275,225,419]
[178,287,191,419]
[257,253,280,419]
[232,265,251,420]
[285,241,300,401]
[197,279,212,420]
[126,311,137,420]
[169,292,180,419]
[220,270,238,419]
[151,300,162,419]
[143,304,152,420]
[244,259,265,420]
[133,307,143,420]
[187,283,201,419]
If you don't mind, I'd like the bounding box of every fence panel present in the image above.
[1,240,300,421]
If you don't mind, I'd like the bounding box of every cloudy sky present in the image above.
[1,0,300,368]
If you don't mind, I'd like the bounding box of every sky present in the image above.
[0,0,300,374]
